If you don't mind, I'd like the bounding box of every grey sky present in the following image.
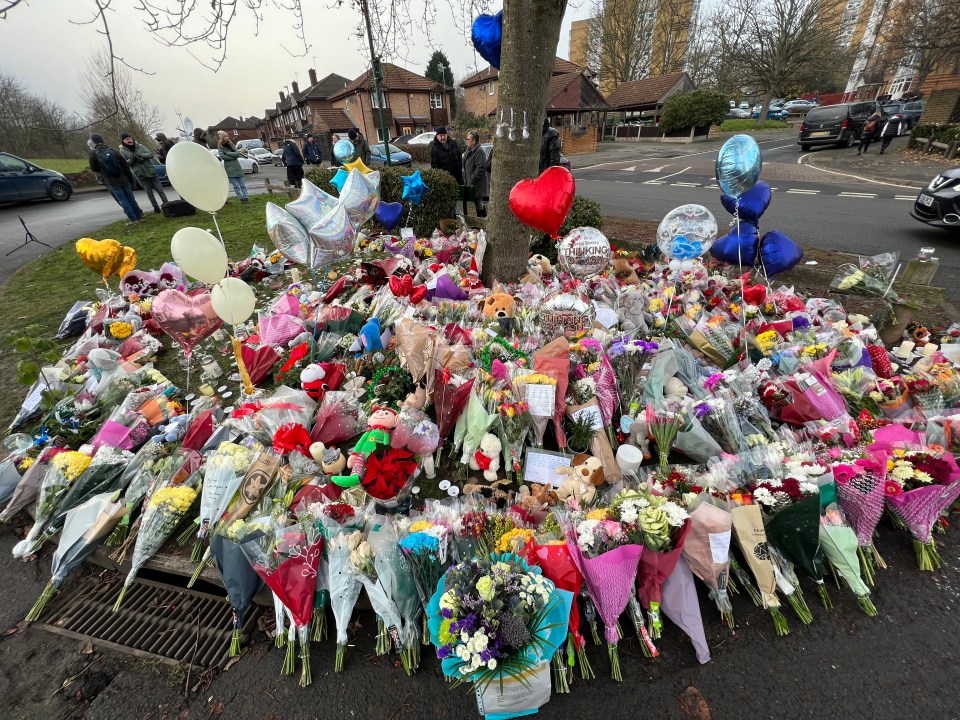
[0,1,590,135]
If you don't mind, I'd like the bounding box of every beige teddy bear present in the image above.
[468,432,502,482]
[555,453,605,504]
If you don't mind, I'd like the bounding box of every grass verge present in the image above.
[721,120,792,132]
[26,158,92,174]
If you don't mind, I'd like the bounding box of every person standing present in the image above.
[282,138,305,188]
[217,130,249,203]
[330,134,342,167]
[430,127,464,185]
[462,130,488,217]
[303,134,322,165]
[119,132,168,214]
[347,129,370,165]
[539,118,561,172]
[154,133,175,163]
[193,128,212,148]
[858,111,882,155]
[879,114,904,154]
[89,133,144,225]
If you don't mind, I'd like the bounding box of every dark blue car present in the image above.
[0,152,73,203]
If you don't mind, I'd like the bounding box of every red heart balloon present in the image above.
[152,290,223,359]
[409,285,427,304]
[388,275,403,296]
[509,166,576,239]
[400,274,413,296]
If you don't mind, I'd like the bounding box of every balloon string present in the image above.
[184,359,192,414]
[211,212,226,249]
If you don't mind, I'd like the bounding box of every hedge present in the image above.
[910,123,960,145]
[530,196,604,264]
[305,166,460,237]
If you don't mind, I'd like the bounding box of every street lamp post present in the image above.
[359,0,391,166]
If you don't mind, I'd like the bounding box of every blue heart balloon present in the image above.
[375,201,404,231]
[758,229,803,275]
[330,168,349,193]
[472,11,503,69]
[401,170,428,205]
[720,180,771,223]
[716,134,762,199]
[710,222,760,266]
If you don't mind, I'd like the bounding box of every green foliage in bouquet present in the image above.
[5,325,66,408]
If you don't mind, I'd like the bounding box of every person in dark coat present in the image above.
[539,118,561,173]
[89,132,144,224]
[154,132,175,164]
[331,134,342,167]
[119,132,168,213]
[347,129,370,165]
[303,134,322,165]
[858,112,882,155]
[879,114,904,154]
[430,127,464,185]
[462,130,488,217]
[282,139,305,188]
[193,128,212,148]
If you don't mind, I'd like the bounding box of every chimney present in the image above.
[309,68,318,85]
[292,81,300,95]
[279,91,286,102]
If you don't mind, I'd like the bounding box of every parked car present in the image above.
[751,107,790,120]
[407,132,437,145]
[739,101,750,109]
[208,148,259,173]
[369,143,412,167]
[726,108,751,119]
[880,100,925,129]
[235,139,265,152]
[0,152,72,203]
[797,101,882,150]
[910,168,960,231]
[272,149,285,166]
[392,134,416,146]
[480,142,571,172]
[248,147,275,163]
[782,99,818,113]
[135,164,170,189]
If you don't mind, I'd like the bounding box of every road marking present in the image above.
[575,136,794,170]
[895,195,916,200]
[644,165,669,172]
[645,180,665,184]
[704,184,719,189]
[622,166,636,172]
[646,166,692,183]
[787,189,819,194]
[838,192,877,198]
[672,182,699,187]
[797,153,923,189]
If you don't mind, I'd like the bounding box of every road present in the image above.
[572,134,960,306]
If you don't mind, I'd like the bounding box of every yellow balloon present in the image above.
[342,158,373,175]
[116,245,138,278]
[76,237,123,279]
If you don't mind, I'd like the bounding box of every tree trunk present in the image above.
[755,93,773,129]
[482,0,568,286]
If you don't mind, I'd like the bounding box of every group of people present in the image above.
[88,132,170,225]
[429,118,563,218]
[278,128,370,190]
[858,112,905,155]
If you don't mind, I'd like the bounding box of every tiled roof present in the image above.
[209,115,259,130]
[302,73,352,100]
[605,72,691,110]
[329,63,450,101]
[460,57,583,87]
[312,108,358,131]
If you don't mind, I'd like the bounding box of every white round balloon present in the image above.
[211,277,257,325]
[656,204,718,261]
[170,227,228,284]
[165,141,229,213]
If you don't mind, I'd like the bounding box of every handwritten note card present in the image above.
[524,448,572,488]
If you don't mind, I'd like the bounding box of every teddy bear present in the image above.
[469,432,502,482]
[480,292,516,321]
[309,441,348,475]
[664,376,689,400]
[554,453,605,504]
[618,290,649,334]
[516,482,559,511]
[627,416,651,459]
[400,385,426,410]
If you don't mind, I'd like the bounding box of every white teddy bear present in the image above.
[468,432,502,483]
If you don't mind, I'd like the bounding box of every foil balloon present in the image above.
[557,227,611,278]
[509,166,576,239]
[266,202,311,266]
[656,204,718,261]
[758,230,804,275]
[539,292,596,339]
[309,203,358,267]
[720,180,771,223]
[375,201,404,231]
[76,237,124,279]
[286,179,338,228]
[152,289,223,358]
[211,276,257,325]
[715,134,762,199]
[343,158,373,175]
[401,170,428,204]
[116,246,137,278]
[471,11,503,69]
[330,168,349,193]
[339,169,380,224]
[170,227,228,284]
[334,139,355,164]
[710,222,760,267]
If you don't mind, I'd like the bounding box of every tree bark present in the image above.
[482,0,568,286]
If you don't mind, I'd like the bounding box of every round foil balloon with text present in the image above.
[656,204,718,261]
[715,134,762,199]
[556,227,611,278]
[333,139,355,164]
[539,292,596,339]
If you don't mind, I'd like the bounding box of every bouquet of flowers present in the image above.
[607,336,658,418]
[349,536,404,657]
[427,552,571,717]
[497,400,530,479]
[511,374,557,448]
[210,518,267,656]
[563,512,642,680]
[14,450,91,558]
[400,522,453,645]
[647,405,685,471]
[830,263,920,310]
[433,369,475,456]
[319,502,365,671]
[905,377,945,416]
[368,516,422,673]
[681,498,734,628]
[241,520,323,685]
[113,474,200,611]
[47,446,131,540]
[195,441,254,541]
[834,457,889,584]
[731,502,791,635]
[819,496,878,616]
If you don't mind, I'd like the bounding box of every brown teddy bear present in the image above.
[554,453,605,504]
[516,482,560,511]
[480,292,516,320]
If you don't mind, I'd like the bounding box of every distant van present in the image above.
[236,139,264,151]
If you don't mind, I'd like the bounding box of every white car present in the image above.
[407,131,437,145]
[248,148,274,163]
[209,148,260,174]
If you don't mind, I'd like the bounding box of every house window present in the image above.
[430,92,443,109]
[889,74,914,98]
[232,129,238,136]
[488,81,494,96]
[376,127,388,142]
[371,91,389,109]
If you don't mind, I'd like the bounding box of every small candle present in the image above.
[198,383,215,396]
[921,343,938,356]
[896,341,915,358]
[200,356,222,378]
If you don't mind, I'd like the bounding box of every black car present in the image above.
[797,101,882,150]
[911,168,960,231]
[0,152,73,203]
[880,100,925,130]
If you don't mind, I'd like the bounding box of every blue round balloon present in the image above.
[334,139,355,164]
[716,135,762,199]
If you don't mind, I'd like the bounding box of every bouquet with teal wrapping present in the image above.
[427,553,572,720]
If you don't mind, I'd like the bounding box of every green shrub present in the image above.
[560,195,603,237]
[911,123,960,145]
[453,111,497,139]
[305,166,459,236]
[659,88,729,134]
[399,143,431,163]
[721,119,791,131]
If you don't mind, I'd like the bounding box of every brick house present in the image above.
[605,71,694,123]
[328,64,454,143]
[207,115,261,141]
[460,58,590,119]
[260,69,356,152]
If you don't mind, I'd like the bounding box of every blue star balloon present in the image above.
[758,229,803,275]
[471,11,503,69]
[711,222,760,266]
[720,180,771,223]
[715,134,762,199]
[330,168,349,193]
[401,170,428,205]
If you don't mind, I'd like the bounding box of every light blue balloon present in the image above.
[401,170,428,205]
[333,139,355,164]
[329,168,349,193]
[715,134,762,199]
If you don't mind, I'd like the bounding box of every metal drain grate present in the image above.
[36,577,260,668]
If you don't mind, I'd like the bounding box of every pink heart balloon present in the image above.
[152,289,223,358]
